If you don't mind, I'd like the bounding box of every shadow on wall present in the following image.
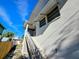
[45,16,79,59]
[56,34,79,59]
[46,31,79,59]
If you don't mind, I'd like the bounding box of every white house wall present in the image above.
[32,0,79,59]
[35,0,57,35]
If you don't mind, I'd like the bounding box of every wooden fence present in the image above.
[0,42,12,59]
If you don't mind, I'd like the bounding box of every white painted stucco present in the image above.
[31,0,79,59]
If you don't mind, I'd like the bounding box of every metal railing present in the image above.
[22,24,43,59]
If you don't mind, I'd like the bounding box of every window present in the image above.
[28,28,36,36]
[47,6,60,22]
[39,18,46,27]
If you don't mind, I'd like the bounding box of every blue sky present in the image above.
[0,0,38,37]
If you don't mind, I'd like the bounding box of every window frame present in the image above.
[47,6,60,23]
[39,18,46,27]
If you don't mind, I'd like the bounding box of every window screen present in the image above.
[39,18,46,27]
[47,6,60,22]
